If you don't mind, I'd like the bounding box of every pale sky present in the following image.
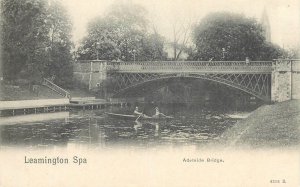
[61,0,300,49]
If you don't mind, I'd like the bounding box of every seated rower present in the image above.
[133,107,150,118]
[152,107,167,118]
[133,106,142,116]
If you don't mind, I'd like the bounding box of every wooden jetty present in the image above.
[0,97,130,117]
[69,97,129,110]
[0,99,70,116]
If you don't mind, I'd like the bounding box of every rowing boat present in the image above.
[105,112,173,120]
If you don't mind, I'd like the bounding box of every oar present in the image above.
[159,112,173,118]
[135,114,142,121]
[135,110,144,121]
[136,108,147,121]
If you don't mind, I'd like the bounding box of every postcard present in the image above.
[0,0,299,186]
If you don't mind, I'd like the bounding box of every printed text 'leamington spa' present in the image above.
[24,156,87,165]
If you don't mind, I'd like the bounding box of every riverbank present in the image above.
[0,82,95,101]
[220,100,300,149]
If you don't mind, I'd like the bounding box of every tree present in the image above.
[139,33,168,61]
[1,0,49,82]
[45,0,73,86]
[190,12,285,61]
[1,0,73,86]
[77,2,167,61]
[285,46,300,59]
[77,17,125,60]
[171,19,192,61]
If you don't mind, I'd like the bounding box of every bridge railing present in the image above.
[106,61,273,73]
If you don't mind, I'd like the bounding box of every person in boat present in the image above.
[133,106,150,118]
[134,106,142,116]
[152,107,168,118]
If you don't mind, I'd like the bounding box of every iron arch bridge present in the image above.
[106,61,272,102]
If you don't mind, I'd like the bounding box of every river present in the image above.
[0,104,252,150]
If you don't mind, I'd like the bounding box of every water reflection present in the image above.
[0,105,242,149]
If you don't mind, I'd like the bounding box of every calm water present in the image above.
[0,105,244,150]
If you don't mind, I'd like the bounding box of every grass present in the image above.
[219,100,300,148]
[0,82,96,101]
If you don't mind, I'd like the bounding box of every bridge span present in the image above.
[106,61,272,74]
[73,59,300,103]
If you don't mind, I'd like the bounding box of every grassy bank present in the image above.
[0,84,62,101]
[0,83,95,101]
[219,100,300,148]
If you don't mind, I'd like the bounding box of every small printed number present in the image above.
[270,179,286,184]
[270,180,280,183]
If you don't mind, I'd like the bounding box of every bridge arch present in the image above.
[110,72,271,102]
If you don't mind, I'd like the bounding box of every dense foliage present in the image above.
[76,3,167,61]
[1,0,73,86]
[189,12,285,61]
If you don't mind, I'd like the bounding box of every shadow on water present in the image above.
[0,104,254,150]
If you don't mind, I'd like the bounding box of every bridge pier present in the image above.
[271,59,300,102]
[73,60,108,96]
